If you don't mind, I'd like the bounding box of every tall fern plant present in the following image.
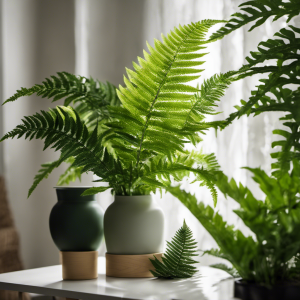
[1,20,224,202]
[168,0,300,287]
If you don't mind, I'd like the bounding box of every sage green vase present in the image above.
[49,187,104,251]
[104,195,165,254]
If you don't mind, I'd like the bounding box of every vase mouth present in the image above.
[114,195,153,201]
[54,186,93,189]
[55,186,95,202]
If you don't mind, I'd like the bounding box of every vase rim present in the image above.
[54,186,93,189]
[114,195,153,201]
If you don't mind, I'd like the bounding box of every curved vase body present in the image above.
[49,187,104,251]
[104,195,165,254]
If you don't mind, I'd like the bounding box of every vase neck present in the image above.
[55,187,95,202]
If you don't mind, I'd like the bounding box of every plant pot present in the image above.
[104,195,164,254]
[104,195,164,277]
[234,279,300,300]
[50,187,104,280]
[50,187,104,251]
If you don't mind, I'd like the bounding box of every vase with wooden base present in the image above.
[104,195,164,278]
[49,187,104,280]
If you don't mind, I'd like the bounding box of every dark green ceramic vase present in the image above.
[49,187,104,251]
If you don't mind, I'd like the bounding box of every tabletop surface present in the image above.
[0,257,238,300]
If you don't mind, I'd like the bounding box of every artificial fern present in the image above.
[150,220,198,279]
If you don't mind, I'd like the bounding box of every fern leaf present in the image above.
[106,20,225,166]
[81,186,111,196]
[150,220,199,279]
[56,157,83,186]
[28,158,63,198]
[210,263,239,278]
[210,0,299,41]
[183,71,238,131]
[1,106,121,192]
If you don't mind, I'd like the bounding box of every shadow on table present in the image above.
[103,274,208,300]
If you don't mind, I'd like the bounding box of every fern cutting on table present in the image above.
[150,220,199,279]
[1,19,226,204]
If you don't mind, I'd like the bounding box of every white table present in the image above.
[0,257,237,300]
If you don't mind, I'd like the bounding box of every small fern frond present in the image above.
[210,0,299,41]
[4,71,119,106]
[138,150,219,204]
[210,263,239,278]
[150,220,199,279]
[28,158,63,198]
[183,71,238,131]
[81,186,111,196]
[167,185,257,280]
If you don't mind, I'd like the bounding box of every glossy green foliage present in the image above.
[150,220,199,278]
[168,160,300,286]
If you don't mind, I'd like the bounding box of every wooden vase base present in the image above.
[60,251,98,280]
[106,252,163,278]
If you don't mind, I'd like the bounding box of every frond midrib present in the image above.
[173,229,187,274]
[136,25,200,167]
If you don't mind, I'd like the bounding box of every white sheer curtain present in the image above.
[1,0,292,269]
[85,0,289,262]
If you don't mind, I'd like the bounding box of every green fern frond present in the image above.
[210,0,299,41]
[137,150,219,204]
[225,26,300,124]
[210,263,239,278]
[81,186,111,196]
[183,71,238,131]
[3,71,119,108]
[150,220,199,279]
[0,106,122,193]
[28,158,63,198]
[166,185,257,280]
[57,157,83,186]
[220,26,300,176]
[106,20,225,165]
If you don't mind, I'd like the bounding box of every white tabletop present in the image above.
[0,257,237,300]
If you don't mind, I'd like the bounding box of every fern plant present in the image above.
[150,220,199,279]
[166,0,300,288]
[1,20,226,202]
[168,161,300,286]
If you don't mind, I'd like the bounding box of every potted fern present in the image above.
[169,0,300,298]
[1,20,223,277]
